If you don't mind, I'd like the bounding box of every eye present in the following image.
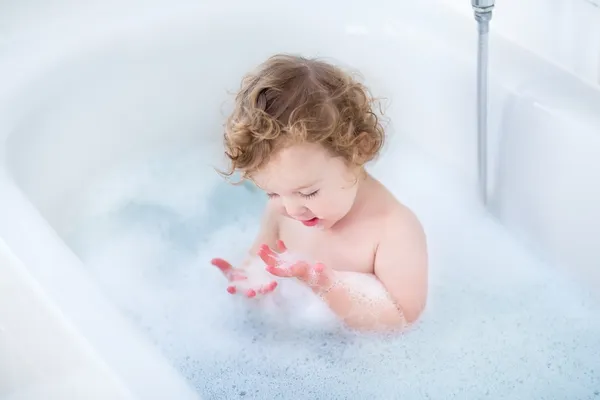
[266,193,279,199]
[300,190,319,199]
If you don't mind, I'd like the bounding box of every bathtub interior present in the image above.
[1,0,600,399]
[4,0,600,288]
[2,0,489,228]
[0,239,137,400]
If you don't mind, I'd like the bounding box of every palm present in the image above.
[258,240,328,288]
[212,240,329,297]
[211,258,278,298]
[258,240,310,278]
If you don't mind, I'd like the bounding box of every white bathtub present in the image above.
[1,0,599,398]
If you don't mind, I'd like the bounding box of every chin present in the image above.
[326,211,353,229]
[319,217,341,230]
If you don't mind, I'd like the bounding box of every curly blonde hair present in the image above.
[222,54,385,180]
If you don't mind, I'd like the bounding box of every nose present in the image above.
[281,197,307,218]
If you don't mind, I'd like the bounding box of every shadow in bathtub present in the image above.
[115,179,266,254]
[66,178,266,272]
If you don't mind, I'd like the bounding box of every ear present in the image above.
[353,131,370,164]
[354,130,381,165]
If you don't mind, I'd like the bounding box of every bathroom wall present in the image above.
[443,0,600,85]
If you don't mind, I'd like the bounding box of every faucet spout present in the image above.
[471,0,494,206]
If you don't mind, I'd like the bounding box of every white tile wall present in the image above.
[442,0,600,85]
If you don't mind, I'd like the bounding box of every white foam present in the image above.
[65,140,600,400]
[232,257,278,293]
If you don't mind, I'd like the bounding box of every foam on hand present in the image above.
[65,141,600,400]
[227,256,275,295]
[227,254,340,329]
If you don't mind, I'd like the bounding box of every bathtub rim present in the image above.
[0,169,202,400]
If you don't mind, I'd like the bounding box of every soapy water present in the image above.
[64,142,600,399]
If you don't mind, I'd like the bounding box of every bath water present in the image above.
[65,140,600,400]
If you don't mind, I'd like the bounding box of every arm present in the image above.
[313,209,428,331]
[243,200,280,266]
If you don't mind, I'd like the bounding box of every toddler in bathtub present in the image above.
[211,54,428,332]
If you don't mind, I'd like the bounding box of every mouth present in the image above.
[300,217,320,227]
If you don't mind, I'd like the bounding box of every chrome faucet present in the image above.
[472,0,494,27]
[472,0,495,206]
[472,0,495,13]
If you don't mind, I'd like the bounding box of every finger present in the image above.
[211,258,233,274]
[265,264,293,278]
[212,259,247,282]
[246,289,257,298]
[226,285,237,294]
[276,240,287,253]
[258,281,278,294]
[258,244,279,267]
[266,262,310,278]
[266,261,310,278]
[313,263,326,274]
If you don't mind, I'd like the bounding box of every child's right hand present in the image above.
[210,258,278,298]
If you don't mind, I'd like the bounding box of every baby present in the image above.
[211,54,428,332]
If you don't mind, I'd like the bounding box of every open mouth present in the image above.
[301,217,320,227]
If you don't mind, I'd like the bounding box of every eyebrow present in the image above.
[292,181,321,191]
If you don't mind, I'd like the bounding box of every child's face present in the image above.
[252,143,361,229]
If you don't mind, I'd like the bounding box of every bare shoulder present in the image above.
[382,200,426,249]
[369,178,426,247]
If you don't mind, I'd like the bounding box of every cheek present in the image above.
[316,187,357,215]
[339,187,358,209]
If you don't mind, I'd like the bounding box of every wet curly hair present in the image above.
[221,54,385,180]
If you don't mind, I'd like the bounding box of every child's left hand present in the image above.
[258,240,334,290]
